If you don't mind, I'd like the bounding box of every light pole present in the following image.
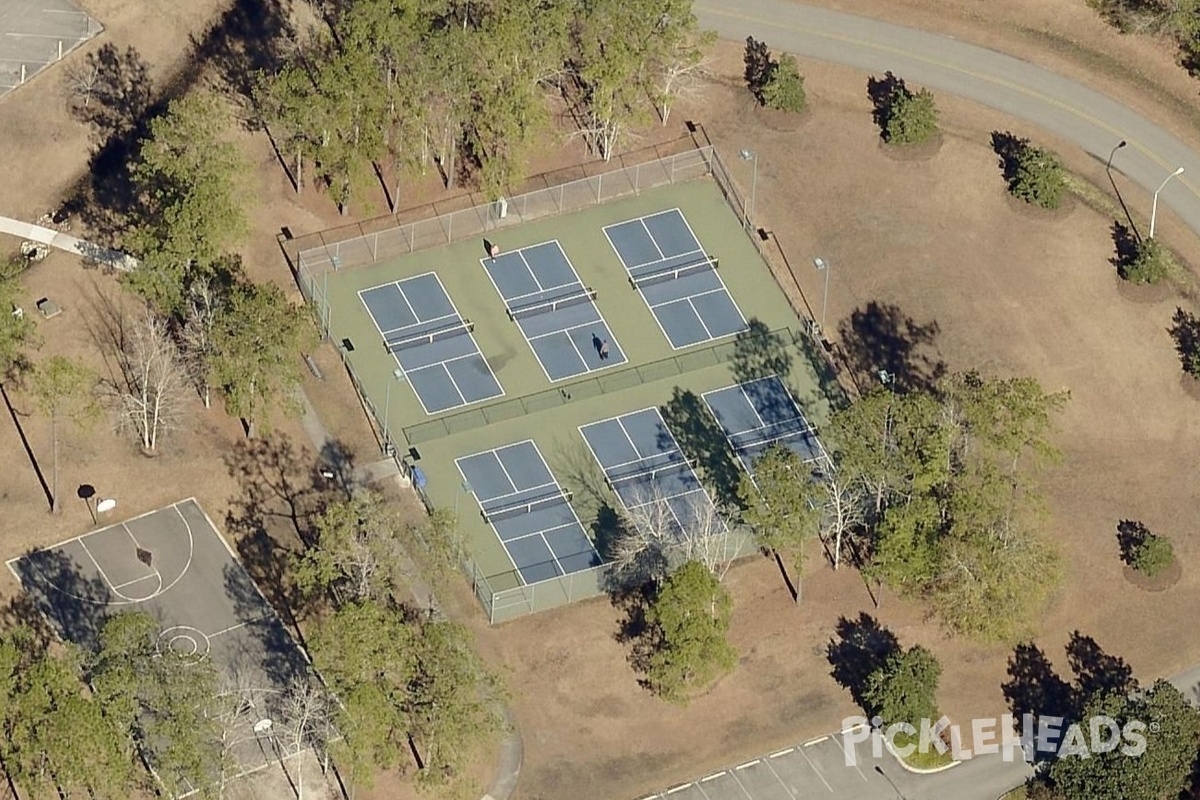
[739,149,757,231]
[1150,166,1186,239]
[455,479,473,516]
[873,765,908,800]
[1106,139,1126,173]
[813,257,831,339]
[381,367,404,454]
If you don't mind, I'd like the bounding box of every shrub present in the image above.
[886,87,938,145]
[1132,533,1175,577]
[761,54,806,113]
[1123,236,1171,285]
[1169,308,1200,378]
[1012,145,1066,209]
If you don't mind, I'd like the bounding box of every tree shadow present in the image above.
[1066,630,1135,703]
[730,319,793,385]
[224,435,343,641]
[743,36,773,102]
[66,43,154,144]
[1168,308,1200,377]
[990,130,1029,191]
[0,382,51,510]
[1001,642,1074,741]
[826,612,900,714]
[592,503,626,564]
[795,326,849,410]
[190,0,296,108]
[1116,520,1153,566]
[866,72,908,142]
[837,301,946,394]
[1109,221,1140,278]
[659,387,743,508]
[222,562,314,688]
[7,546,114,652]
[611,579,659,691]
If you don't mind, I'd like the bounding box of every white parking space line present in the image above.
[797,745,834,793]
[804,736,830,747]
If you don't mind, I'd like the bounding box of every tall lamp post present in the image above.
[381,367,404,454]
[813,257,831,339]
[1150,166,1186,239]
[873,765,908,800]
[739,149,757,231]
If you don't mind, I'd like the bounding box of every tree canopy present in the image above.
[256,0,713,207]
[126,92,248,314]
[861,644,941,727]
[643,560,738,703]
[206,278,316,437]
[1048,681,1200,800]
[829,372,1067,642]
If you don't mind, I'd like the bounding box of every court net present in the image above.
[605,454,693,493]
[728,417,815,452]
[385,320,474,353]
[481,488,573,523]
[507,288,598,321]
[628,255,719,289]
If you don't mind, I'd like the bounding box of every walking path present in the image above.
[0,215,138,270]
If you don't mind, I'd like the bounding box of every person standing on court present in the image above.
[599,339,610,361]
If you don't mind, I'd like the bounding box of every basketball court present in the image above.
[6,498,318,797]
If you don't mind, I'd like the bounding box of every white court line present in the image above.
[646,285,727,310]
[700,383,763,438]
[77,538,119,595]
[640,218,666,261]
[112,574,158,590]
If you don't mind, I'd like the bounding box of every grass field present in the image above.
[319,177,827,613]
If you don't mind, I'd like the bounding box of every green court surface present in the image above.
[319,178,832,619]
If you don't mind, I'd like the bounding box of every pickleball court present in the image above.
[482,240,627,381]
[359,272,504,414]
[456,440,601,584]
[604,208,747,349]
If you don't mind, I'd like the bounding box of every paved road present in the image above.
[638,2,1200,799]
[696,0,1200,245]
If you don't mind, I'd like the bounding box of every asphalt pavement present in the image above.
[696,0,1200,247]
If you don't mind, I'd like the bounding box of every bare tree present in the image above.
[210,672,265,800]
[613,487,737,587]
[653,36,715,125]
[179,276,223,408]
[62,59,101,110]
[818,471,866,570]
[111,310,189,452]
[278,678,332,800]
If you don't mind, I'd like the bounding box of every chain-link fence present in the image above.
[281,139,843,624]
